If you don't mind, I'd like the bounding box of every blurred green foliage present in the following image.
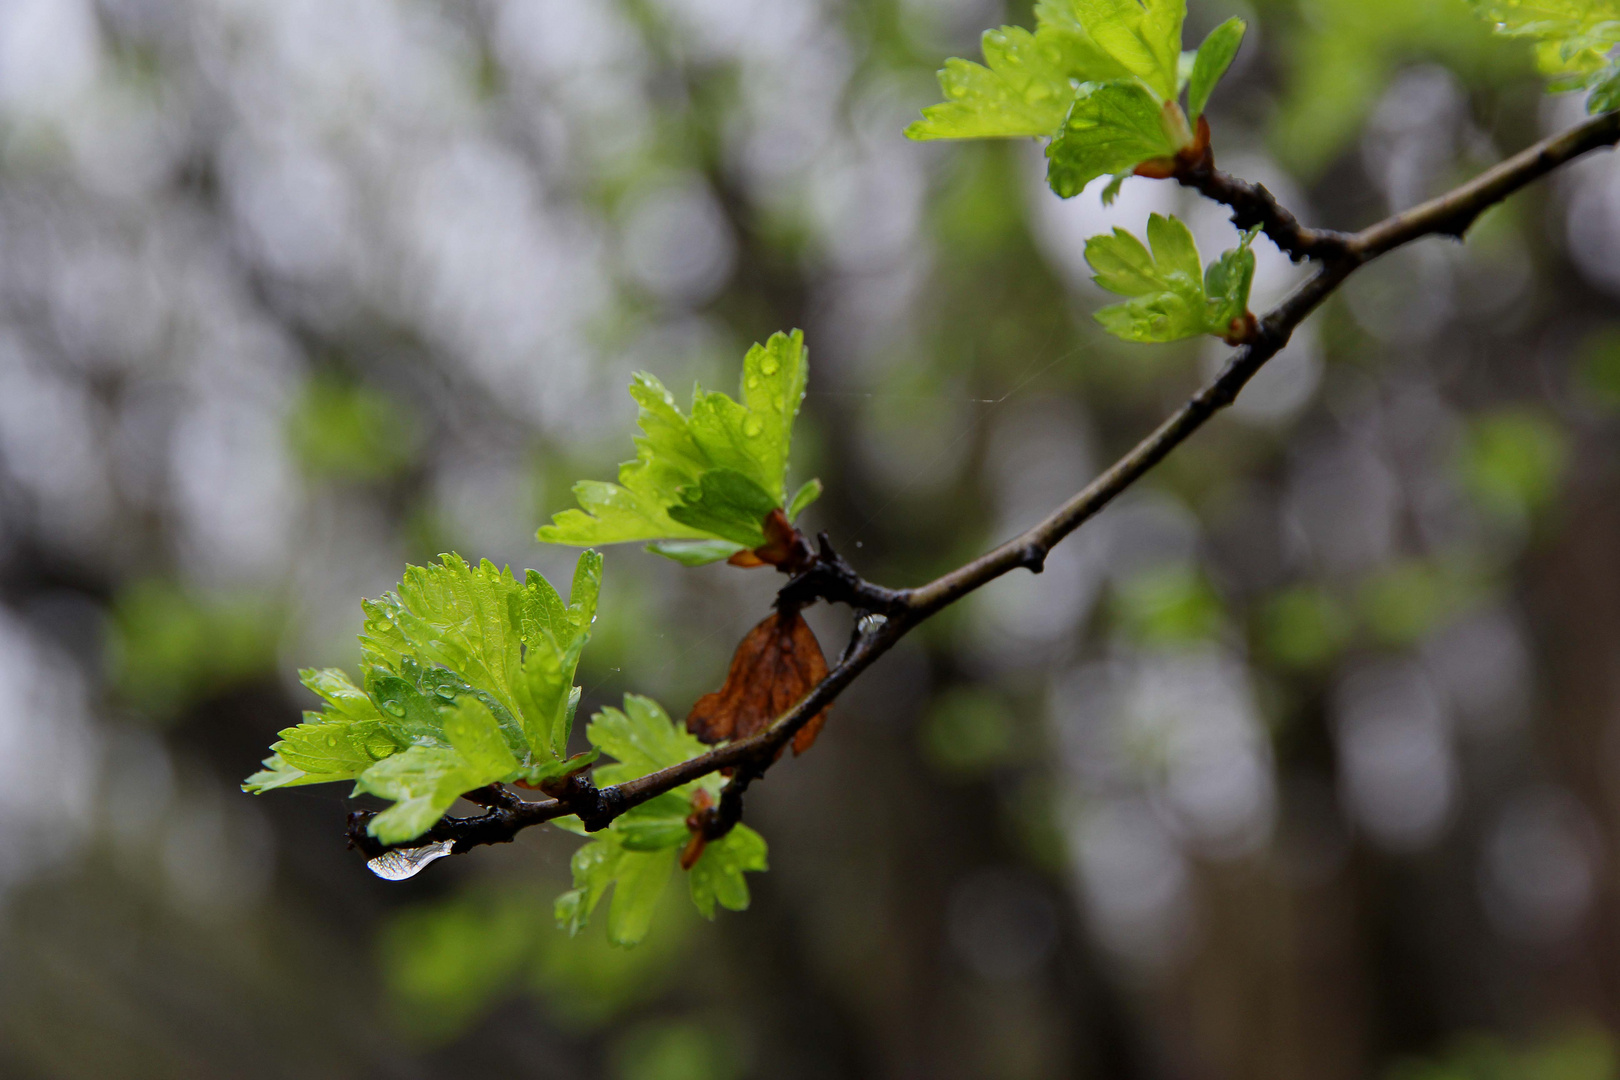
[1257,585,1355,671]
[286,374,416,482]
[1359,558,1482,647]
[1576,326,1620,410]
[381,884,694,1043]
[1475,0,1620,113]
[1112,563,1226,646]
[109,580,281,717]
[612,1019,745,1080]
[1458,408,1570,522]
[1387,1027,1617,1080]
[1271,0,1515,175]
[921,686,1020,778]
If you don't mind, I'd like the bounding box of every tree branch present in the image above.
[350,109,1620,864]
[1173,157,1355,263]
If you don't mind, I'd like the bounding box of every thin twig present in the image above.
[1173,157,1354,263]
[352,109,1620,862]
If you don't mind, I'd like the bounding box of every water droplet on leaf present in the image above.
[380,700,407,718]
[367,839,455,881]
[760,355,779,376]
[743,417,763,437]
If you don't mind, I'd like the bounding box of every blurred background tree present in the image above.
[0,0,1618,1078]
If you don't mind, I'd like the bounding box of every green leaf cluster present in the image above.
[907,1,1249,199]
[554,695,769,946]
[1473,0,1620,112]
[539,330,822,566]
[1084,214,1258,342]
[243,550,603,844]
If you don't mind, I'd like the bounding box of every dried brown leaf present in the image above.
[686,611,830,755]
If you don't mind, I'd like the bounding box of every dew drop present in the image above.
[743,417,763,437]
[858,613,889,636]
[760,355,779,376]
[746,375,761,390]
[380,700,408,718]
[367,840,455,881]
[433,686,457,701]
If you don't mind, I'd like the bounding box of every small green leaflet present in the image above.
[553,694,769,946]
[1085,214,1258,343]
[1472,0,1620,112]
[1046,79,1179,198]
[909,0,1251,202]
[1188,17,1246,122]
[688,826,769,919]
[538,331,820,565]
[244,551,603,845]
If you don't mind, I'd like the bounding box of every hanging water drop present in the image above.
[367,839,455,881]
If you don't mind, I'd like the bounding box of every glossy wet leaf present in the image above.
[1068,0,1187,100]
[244,551,602,844]
[1045,79,1178,198]
[906,25,1125,141]
[538,331,820,562]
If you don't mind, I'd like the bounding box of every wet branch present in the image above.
[1172,157,1355,263]
[349,108,1620,864]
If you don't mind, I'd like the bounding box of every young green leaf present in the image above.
[688,825,768,919]
[539,331,820,565]
[1203,232,1258,333]
[244,551,604,845]
[786,478,824,522]
[1472,0,1620,112]
[588,694,713,788]
[665,468,780,548]
[1068,0,1187,101]
[906,24,1129,141]
[909,0,1205,201]
[1045,79,1180,198]
[1085,214,1258,343]
[554,831,679,947]
[1187,17,1246,121]
[357,730,508,846]
[553,694,770,944]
